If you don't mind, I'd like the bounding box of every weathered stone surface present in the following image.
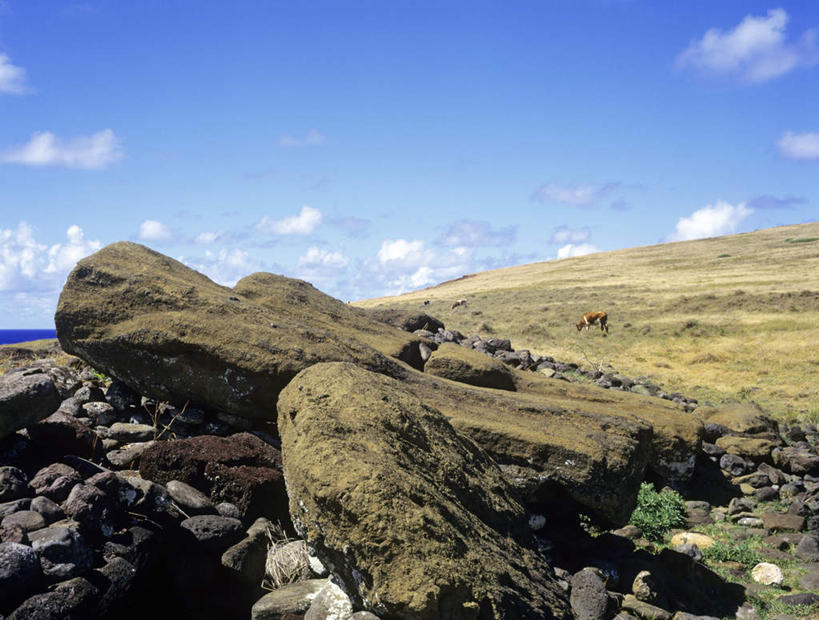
[278,362,570,619]
[251,579,328,620]
[750,562,783,585]
[166,479,216,515]
[29,525,93,579]
[620,594,672,620]
[1,510,46,533]
[0,541,43,612]
[8,575,100,619]
[26,411,101,459]
[29,463,82,502]
[715,436,780,462]
[0,466,30,502]
[425,342,517,391]
[139,432,289,522]
[55,242,418,421]
[221,517,272,586]
[180,515,244,554]
[761,512,804,532]
[304,579,353,620]
[0,366,61,439]
[697,403,778,436]
[570,568,609,620]
[670,532,715,550]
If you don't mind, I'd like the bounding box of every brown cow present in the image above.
[451,298,468,310]
[576,311,608,333]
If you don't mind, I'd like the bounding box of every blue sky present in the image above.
[1,1,817,328]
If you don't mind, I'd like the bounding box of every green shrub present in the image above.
[628,482,686,542]
[702,538,761,567]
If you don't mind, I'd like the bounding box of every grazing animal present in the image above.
[423,300,430,306]
[577,311,608,333]
[451,298,468,310]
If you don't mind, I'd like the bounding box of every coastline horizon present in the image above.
[0,329,58,346]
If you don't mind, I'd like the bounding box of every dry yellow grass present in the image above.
[355,223,819,421]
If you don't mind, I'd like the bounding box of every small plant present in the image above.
[263,523,309,591]
[90,368,111,384]
[628,482,686,542]
[701,537,761,568]
[717,253,732,258]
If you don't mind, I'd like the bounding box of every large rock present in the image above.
[398,369,698,525]
[0,366,61,439]
[424,343,517,391]
[55,242,417,421]
[278,362,570,619]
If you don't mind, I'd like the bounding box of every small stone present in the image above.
[669,532,715,550]
[620,594,672,620]
[1,510,46,533]
[632,570,658,603]
[305,579,353,620]
[756,486,779,502]
[29,525,93,579]
[611,524,642,539]
[30,496,64,524]
[570,568,609,620]
[751,562,783,585]
[0,541,43,611]
[761,512,804,532]
[82,401,117,426]
[166,480,216,516]
[108,422,155,443]
[795,535,819,561]
[251,579,328,619]
[105,441,155,469]
[775,592,819,606]
[29,463,81,502]
[737,517,764,527]
[180,515,244,554]
[0,466,30,502]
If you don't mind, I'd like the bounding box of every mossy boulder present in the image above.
[54,242,414,421]
[424,343,517,391]
[278,362,570,619]
[696,402,778,435]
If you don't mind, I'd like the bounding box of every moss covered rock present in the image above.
[55,242,413,421]
[278,362,570,619]
[424,343,517,391]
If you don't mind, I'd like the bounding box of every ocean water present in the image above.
[0,329,58,345]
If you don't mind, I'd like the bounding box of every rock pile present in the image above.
[0,241,816,618]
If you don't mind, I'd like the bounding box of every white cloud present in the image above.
[298,246,349,269]
[0,129,123,169]
[137,220,172,242]
[550,226,591,244]
[0,53,29,95]
[437,220,517,247]
[557,243,599,259]
[677,8,819,83]
[45,225,102,273]
[194,231,221,244]
[533,182,619,207]
[778,131,819,160]
[278,130,325,147]
[377,239,427,264]
[257,206,323,235]
[0,222,101,294]
[667,201,754,242]
[185,248,262,287]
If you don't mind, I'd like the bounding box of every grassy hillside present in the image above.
[355,222,819,421]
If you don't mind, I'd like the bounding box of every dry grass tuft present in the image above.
[263,524,309,591]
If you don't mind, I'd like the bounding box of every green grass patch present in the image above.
[702,536,762,568]
[717,253,732,258]
[785,237,819,244]
[628,482,686,542]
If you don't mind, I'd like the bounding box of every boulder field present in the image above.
[45,241,712,617]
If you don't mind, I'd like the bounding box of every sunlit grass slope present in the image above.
[355,223,819,421]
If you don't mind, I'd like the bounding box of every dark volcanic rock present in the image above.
[139,432,289,522]
[0,366,61,439]
[26,412,101,459]
[278,362,571,619]
[0,541,43,613]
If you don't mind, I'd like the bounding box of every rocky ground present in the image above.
[1,241,818,619]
